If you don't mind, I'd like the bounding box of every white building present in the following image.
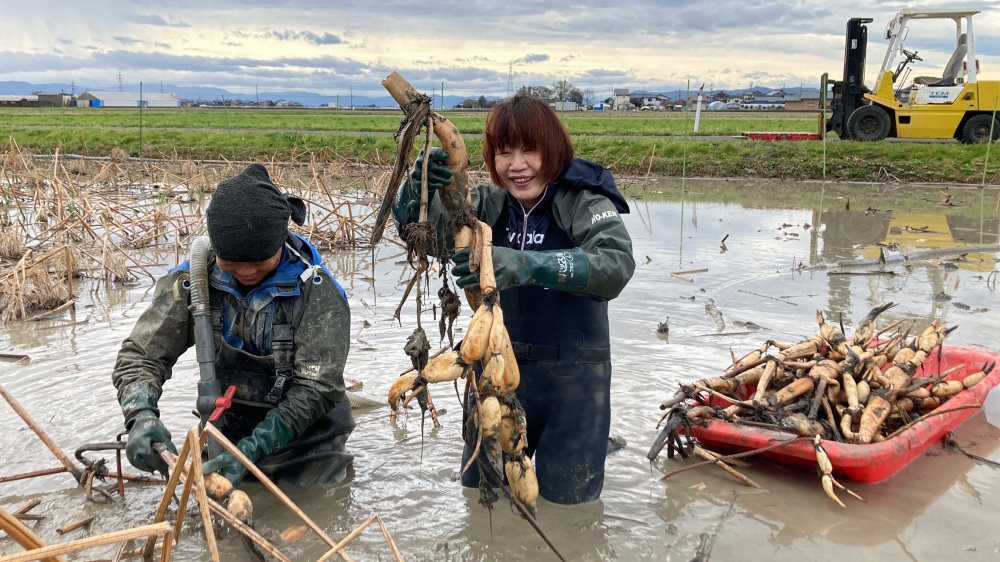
[613,88,632,110]
[77,91,180,108]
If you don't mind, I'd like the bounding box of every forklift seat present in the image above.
[913,33,967,87]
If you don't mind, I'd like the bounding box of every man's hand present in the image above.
[125,411,176,473]
[201,451,247,487]
[202,412,295,487]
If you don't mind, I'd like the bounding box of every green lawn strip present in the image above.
[2,108,998,184]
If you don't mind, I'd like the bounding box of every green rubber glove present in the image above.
[451,246,591,293]
[202,411,295,487]
[120,382,177,473]
[126,412,176,473]
[392,148,452,226]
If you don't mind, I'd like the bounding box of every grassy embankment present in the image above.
[1,107,999,184]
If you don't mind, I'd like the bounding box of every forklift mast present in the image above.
[827,17,874,139]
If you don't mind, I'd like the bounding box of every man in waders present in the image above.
[112,163,354,487]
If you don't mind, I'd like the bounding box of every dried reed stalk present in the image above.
[0,226,24,258]
[0,155,380,320]
[0,247,73,322]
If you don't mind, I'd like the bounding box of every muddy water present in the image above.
[3,178,1000,561]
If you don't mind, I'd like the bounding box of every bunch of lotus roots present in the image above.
[387,221,539,515]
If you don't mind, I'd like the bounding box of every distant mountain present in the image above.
[0,81,481,109]
[0,80,822,108]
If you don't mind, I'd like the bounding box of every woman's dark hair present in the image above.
[482,93,574,187]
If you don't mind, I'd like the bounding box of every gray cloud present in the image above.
[121,13,191,27]
[3,0,998,98]
[516,54,550,65]
[261,30,345,45]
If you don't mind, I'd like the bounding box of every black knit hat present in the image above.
[206,163,307,262]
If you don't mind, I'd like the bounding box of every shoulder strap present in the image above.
[264,288,299,405]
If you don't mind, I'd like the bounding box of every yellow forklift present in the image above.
[827,8,1000,143]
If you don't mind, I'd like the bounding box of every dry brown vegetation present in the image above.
[0,138,390,322]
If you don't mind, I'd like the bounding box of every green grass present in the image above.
[1,107,998,184]
[0,107,815,136]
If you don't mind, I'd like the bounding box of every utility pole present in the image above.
[560,78,567,115]
[118,72,124,92]
[506,60,514,98]
[139,81,144,161]
[441,81,445,110]
[350,85,353,109]
[256,85,259,105]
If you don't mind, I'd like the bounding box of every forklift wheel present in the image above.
[847,105,891,141]
[961,114,1000,144]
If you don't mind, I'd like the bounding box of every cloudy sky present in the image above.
[7,0,1000,99]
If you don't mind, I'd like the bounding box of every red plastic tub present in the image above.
[685,345,1000,483]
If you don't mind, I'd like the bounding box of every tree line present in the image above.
[467,81,597,108]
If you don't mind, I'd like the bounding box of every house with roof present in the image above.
[0,95,37,107]
[612,88,632,110]
[0,93,72,108]
[709,91,731,103]
[77,91,180,108]
[738,89,785,110]
[783,92,824,111]
[37,93,73,107]
[628,92,672,109]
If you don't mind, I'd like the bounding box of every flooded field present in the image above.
[2,176,1000,561]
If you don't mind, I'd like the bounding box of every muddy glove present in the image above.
[202,411,294,487]
[391,148,453,226]
[451,246,591,293]
[120,381,176,474]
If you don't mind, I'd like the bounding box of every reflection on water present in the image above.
[2,178,999,561]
